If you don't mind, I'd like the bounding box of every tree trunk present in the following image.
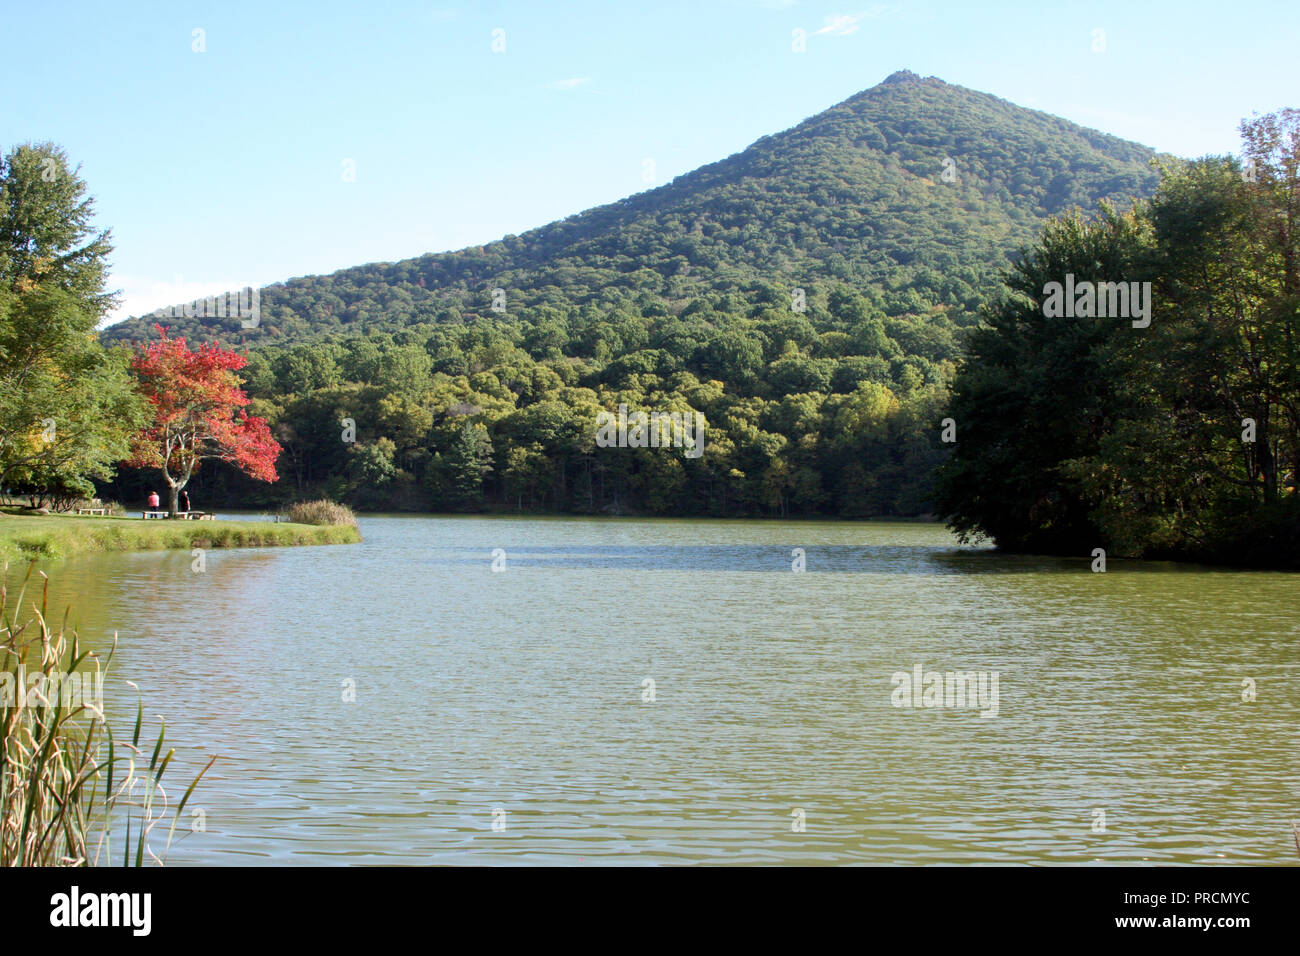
[1260,437,1277,503]
[168,483,180,518]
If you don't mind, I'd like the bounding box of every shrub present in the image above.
[280,498,358,527]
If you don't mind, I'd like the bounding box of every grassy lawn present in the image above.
[0,511,361,565]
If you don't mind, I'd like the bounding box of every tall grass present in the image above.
[279,499,358,527]
[0,512,360,565]
[1,565,214,865]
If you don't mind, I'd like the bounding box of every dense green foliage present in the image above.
[936,110,1300,566]
[111,291,957,516]
[100,73,1163,517]
[0,144,145,504]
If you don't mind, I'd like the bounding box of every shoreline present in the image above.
[0,513,360,566]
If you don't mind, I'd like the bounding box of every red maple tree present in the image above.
[127,326,281,516]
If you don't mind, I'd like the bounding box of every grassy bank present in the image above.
[0,513,360,565]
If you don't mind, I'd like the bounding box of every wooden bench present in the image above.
[141,510,168,519]
[76,507,107,516]
[141,510,216,520]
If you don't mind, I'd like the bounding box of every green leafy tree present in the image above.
[443,421,494,508]
[0,143,144,493]
[934,206,1152,552]
[1068,112,1300,560]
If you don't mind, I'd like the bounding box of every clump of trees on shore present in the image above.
[936,110,1300,566]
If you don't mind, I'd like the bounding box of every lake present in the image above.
[19,515,1300,865]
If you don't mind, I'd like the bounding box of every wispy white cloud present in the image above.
[547,76,591,91]
[815,14,861,36]
[813,5,901,37]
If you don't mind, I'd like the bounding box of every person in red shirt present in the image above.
[147,491,160,512]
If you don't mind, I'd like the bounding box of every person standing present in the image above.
[179,490,190,513]
[147,490,160,514]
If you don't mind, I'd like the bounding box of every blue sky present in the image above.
[2,0,1294,324]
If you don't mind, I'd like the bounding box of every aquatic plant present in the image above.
[0,565,214,865]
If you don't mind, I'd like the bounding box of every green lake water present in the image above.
[17,515,1300,864]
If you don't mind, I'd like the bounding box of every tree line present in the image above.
[105,290,956,517]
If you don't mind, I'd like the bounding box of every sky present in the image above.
[2,0,1295,325]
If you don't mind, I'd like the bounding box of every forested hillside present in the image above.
[99,71,1164,516]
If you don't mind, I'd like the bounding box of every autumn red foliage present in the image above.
[127,326,281,515]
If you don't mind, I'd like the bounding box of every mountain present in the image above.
[97,71,1167,518]
[103,70,1162,347]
